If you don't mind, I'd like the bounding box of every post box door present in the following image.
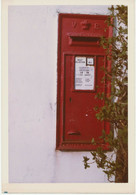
[64,55,105,142]
[56,14,112,151]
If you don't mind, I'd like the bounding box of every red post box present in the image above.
[56,14,112,151]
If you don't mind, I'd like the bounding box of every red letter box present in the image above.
[56,14,112,151]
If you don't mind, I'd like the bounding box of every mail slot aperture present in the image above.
[68,35,100,46]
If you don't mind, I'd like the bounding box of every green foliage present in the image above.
[83,5,128,183]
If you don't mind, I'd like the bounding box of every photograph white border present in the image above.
[1,0,135,193]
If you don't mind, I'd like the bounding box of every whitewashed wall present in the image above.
[8,5,112,183]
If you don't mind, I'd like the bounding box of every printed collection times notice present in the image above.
[75,56,95,90]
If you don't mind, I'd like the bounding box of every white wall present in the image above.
[8,5,112,183]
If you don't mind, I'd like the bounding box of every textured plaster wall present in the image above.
[8,5,111,183]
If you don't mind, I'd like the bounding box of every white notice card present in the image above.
[75,56,94,90]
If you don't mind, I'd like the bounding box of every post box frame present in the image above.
[56,13,112,151]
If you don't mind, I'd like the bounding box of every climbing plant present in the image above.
[83,5,128,183]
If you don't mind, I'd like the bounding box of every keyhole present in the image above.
[69,97,72,102]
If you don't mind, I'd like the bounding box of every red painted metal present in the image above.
[56,14,112,151]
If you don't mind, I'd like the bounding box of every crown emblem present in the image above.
[81,20,91,30]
